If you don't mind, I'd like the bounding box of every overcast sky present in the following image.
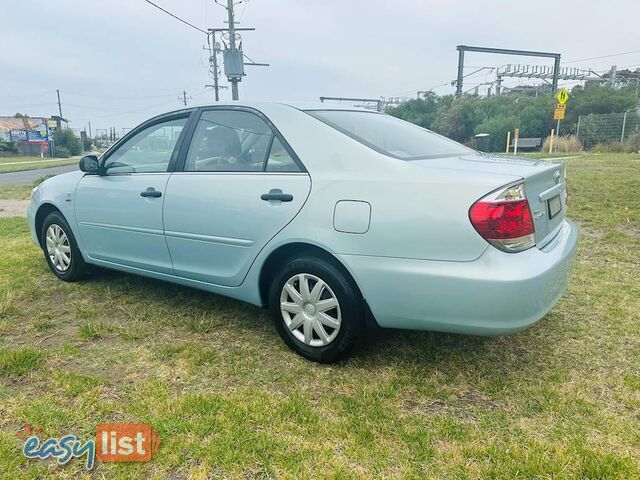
[2,0,639,133]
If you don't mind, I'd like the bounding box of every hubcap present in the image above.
[280,273,342,347]
[45,224,71,272]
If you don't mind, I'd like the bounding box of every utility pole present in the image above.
[210,0,268,101]
[56,89,63,118]
[178,90,191,106]
[204,31,227,101]
[609,65,618,87]
[226,0,239,100]
[88,121,92,139]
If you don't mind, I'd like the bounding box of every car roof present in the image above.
[143,101,380,129]
[182,100,379,112]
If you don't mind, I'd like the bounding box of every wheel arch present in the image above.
[258,242,362,307]
[34,203,63,248]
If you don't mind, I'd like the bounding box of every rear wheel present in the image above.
[41,211,86,282]
[269,256,363,363]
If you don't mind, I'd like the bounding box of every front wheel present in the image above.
[41,211,86,282]
[268,256,364,363]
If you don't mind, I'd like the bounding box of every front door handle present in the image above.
[261,189,293,202]
[140,187,162,198]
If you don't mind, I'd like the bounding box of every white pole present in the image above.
[576,115,581,140]
[621,111,627,143]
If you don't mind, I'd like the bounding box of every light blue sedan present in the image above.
[28,102,578,363]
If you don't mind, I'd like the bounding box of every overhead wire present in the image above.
[143,0,207,34]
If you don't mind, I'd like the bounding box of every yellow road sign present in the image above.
[556,87,569,105]
[554,104,566,120]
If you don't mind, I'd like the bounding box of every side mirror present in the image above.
[79,155,100,174]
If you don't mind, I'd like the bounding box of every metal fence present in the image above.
[576,111,640,148]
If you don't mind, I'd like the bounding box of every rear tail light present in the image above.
[469,182,535,253]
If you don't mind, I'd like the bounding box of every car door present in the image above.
[163,107,311,286]
[75,113,191,274]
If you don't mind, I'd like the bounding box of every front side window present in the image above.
[185,110,273,172]
[307,110,472,160]
[103,117,187,173]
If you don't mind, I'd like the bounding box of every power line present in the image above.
[61,90,178,100]
[386,82,450,99]
[143,0,207,34]
[564,49,640,65]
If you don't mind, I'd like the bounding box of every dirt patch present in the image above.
[615,224,640,238]
[0,199,29,217]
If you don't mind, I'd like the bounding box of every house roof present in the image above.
[0,116,49,132]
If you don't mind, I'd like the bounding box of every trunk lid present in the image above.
[411,154,567,246]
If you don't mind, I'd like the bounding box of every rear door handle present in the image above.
[261,189,293,202]
[140,187,162,198]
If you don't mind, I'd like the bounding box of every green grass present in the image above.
[0,184,32,200]
[520,151,588,158]
[0,156,78,173]
[0,177,53,200]
[0,348,43,377]
[77,321,112,340]
[0,153,639,478]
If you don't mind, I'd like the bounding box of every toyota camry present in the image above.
[27,102,578,363]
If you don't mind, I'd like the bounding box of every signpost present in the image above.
[553,87,569,136]
[556,87,569,105]
[554,104,566,120]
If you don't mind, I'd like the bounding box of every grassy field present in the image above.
[0,154,639,478]
[0,156,78,173]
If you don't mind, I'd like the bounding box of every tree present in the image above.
[53,128,82,156]
[386,91,444,129]
[384,84,637,151]
[561,84,637,133]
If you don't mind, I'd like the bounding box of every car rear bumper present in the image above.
[338,219,579,335]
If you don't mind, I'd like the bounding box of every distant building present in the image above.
[0,115,68,156]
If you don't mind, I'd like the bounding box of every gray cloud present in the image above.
[1,0,638,132]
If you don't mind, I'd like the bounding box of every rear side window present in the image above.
[184,109,303,173]
[185,110,272,172]
[266,137,300,172]
[308,110,472,160]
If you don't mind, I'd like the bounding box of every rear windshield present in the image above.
[307,110,472,160]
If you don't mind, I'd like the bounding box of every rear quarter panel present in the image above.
[258,105,521,262]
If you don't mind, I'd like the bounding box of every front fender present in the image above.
[28,171,86,254]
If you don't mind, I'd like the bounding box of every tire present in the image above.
[41,211,87,282]
[268,255,364,363]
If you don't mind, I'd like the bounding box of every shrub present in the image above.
[52,128,82,156]
[541,135,583,153]
[55,146,70,158]
[474,115,519,152]
[591,134,640,153]
[590,142,630,153]
[0,141,19,155]
[83,136,93,151]
[625,132,640,153]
